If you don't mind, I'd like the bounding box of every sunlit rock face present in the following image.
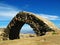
[0,28,9,40]
[2,11,59,40]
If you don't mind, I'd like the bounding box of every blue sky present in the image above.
[0,0,60,29]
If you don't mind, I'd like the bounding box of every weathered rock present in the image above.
[1,11,59,40]
[0,28,9,40]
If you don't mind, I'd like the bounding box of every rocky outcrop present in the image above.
[0,11,59,40]
[0,28,9,40]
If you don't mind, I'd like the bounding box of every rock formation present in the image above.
[0,28,9,40]
[0,11,59,40]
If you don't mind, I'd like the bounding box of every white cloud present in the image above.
[0,3,20,17]
[0,3,60,21]
[0,3,20,28]
[0,3,19,28]
[39,14,60,20]
[0,3,21,22]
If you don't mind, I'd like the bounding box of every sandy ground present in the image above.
[0,32,60,45]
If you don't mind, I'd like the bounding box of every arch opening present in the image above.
[20,24,35,34]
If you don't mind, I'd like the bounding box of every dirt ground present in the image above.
[0,32,60,45]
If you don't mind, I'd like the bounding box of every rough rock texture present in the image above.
[0,28,9,40]
[0,11,59,40]
[34,14,59,32]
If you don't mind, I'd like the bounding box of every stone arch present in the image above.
[4,11,54,40]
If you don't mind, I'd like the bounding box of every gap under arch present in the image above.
[20,24,35,34]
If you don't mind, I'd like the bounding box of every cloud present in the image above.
[39,14,60,20]
[0,3,60,21]
[0,3,20,17]
[0,3,21,22]
[0,3,20,28]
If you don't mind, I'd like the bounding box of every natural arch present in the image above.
[4,11,56,40]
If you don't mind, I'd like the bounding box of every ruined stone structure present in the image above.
[3,11,59,40]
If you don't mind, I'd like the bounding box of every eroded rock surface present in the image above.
[0,28,9,40]
[0,11,59,40]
